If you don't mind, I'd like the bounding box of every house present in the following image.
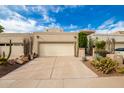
[0,29,78,58]
[112,31,124,34]
[89,31,124,49]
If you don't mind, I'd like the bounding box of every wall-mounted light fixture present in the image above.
[36,36,39,39]
[74,36,77,39]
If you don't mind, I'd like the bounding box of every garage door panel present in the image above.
[39,43,74,56]
[115,44,124,49]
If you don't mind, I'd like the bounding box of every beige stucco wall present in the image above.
[89,33,124,49]
[33,32,78,57]
[78,48,85,57]
[0,32,79,57]
[0,45,23,59]
[89,34,124,42]
[0,33,32,58]
[0,33,32,43]
[45,28,63,32]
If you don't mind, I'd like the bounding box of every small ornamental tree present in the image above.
[95,40,106,50]
[94,39,108,57]
[78,32,88,48]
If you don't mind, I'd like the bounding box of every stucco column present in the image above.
[33,36,38,54]
[75,35,79,57]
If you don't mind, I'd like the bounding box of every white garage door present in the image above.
[39,43,74,56]
[115,44,124,49]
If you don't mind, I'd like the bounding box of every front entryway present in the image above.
[39,43,75,56]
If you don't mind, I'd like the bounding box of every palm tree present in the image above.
[0,25,4,33]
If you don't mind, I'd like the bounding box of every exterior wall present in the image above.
[46,28,63,32]
[89,33,124,49]
[33,32,78,57]
[0,45,23,58]
[0,32,78,57]
[89,34,124,42]
[112,31,124,34]
[0,33,31,43]
[78,48,85,57]
[0,33,32,58]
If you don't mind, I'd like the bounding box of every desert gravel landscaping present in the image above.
[84,60,124,77]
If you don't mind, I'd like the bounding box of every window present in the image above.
[0,44,5,46]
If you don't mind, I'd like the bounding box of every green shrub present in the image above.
[0,58,7,65]
[116,67,124,74]
[95,40,106,50]
[91,57,119,74]
[94,40,107,58]
[95,49,108,57]
[78,32,87,48]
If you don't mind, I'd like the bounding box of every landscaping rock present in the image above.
[19,55,24,59]
[33,53,38,58]
[16,59,25,64]
[107,54,124,67]
[8,59,16,65]
[87,56,93,62]
[114,55,124,67]
[22,57,29,62]
[30,54,34,60]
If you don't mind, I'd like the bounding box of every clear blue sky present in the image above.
[0,5,124,33]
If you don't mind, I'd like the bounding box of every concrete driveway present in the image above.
[0,56,124,88]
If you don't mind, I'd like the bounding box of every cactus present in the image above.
[23,37,33,59]
[23,38,29,57]
[106,38,111,53]
[111,38,115,54]
[6,40,12,60]
[2,51,5,58]
[30,37,33,55]
[0,40,12,65]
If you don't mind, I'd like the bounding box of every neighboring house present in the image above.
[89,31,124,49]
[0,29,78,58]
[112,31,124,34]
[0,33,31,58]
